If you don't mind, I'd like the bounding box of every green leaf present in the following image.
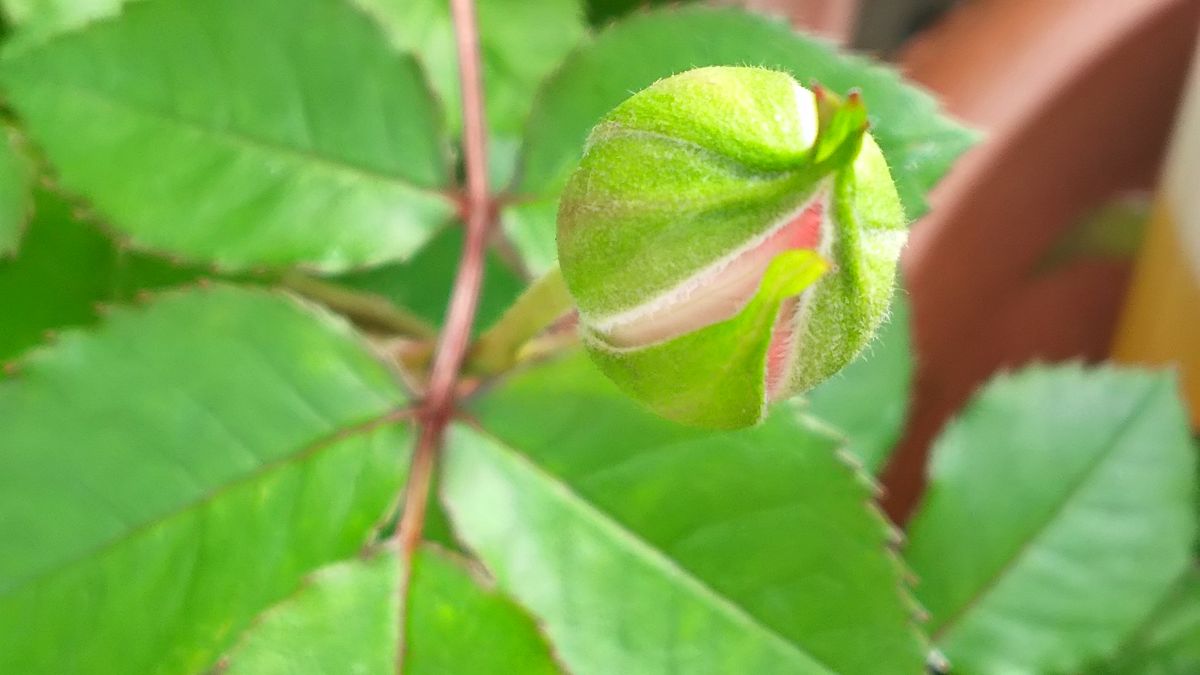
[500,195,560,275]
[1,0,127,50]
[0,189,200,363]
[222,546,562,674]
[353,0,587,186]
[506,6,976,272]
[0,0,455,271]
[1090,568,1200,674]
[0,285,411,674]
[331,224,526,333]
[405,547,564,675]
[804,289,913,473]
[443,352,926,674]
[0,126,33,256]
[222,551,401,675]
[905,365,1198,675]
[0,189,111,361]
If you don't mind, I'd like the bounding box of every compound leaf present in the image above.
[443,351,926,674]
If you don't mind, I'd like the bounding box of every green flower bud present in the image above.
[557,66,906,429]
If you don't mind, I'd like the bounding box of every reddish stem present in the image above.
[394,0,491,670]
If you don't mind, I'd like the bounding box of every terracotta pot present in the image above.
[881,0,1200,522]
[728,0,861,43]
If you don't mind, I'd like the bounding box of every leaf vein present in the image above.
[0,408,410,598]
[931,380,1167,640]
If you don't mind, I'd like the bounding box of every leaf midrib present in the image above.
[930,381,1165,641]
[1099,566,1200,670]
[456,422,838,675]
[4,76,454,200]
[0,408,410,599]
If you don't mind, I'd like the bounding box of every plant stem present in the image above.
[515,323,582,364]
[468,265,574,374]
[394,0,491,670]
[281,272,438,339]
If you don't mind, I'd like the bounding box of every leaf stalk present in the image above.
[393,0,492,670]
[468,265,574,374]
[281,272,438,339]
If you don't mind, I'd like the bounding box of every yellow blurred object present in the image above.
[1114,43,1200,428]
[1115,203,1200,426]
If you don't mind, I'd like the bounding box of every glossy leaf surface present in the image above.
[405,547,563,675]
[223,546,562,675]
[1,0,455,270]
[223,551,401,675]
[443,352,926,674]
[0,285,411,674]
[1089,568,1200,674]
[906,366,1197,674]
[1,0,127,50]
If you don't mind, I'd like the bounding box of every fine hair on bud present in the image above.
[557,66,906,429]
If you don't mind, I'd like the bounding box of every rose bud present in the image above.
[557,66,906,429]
